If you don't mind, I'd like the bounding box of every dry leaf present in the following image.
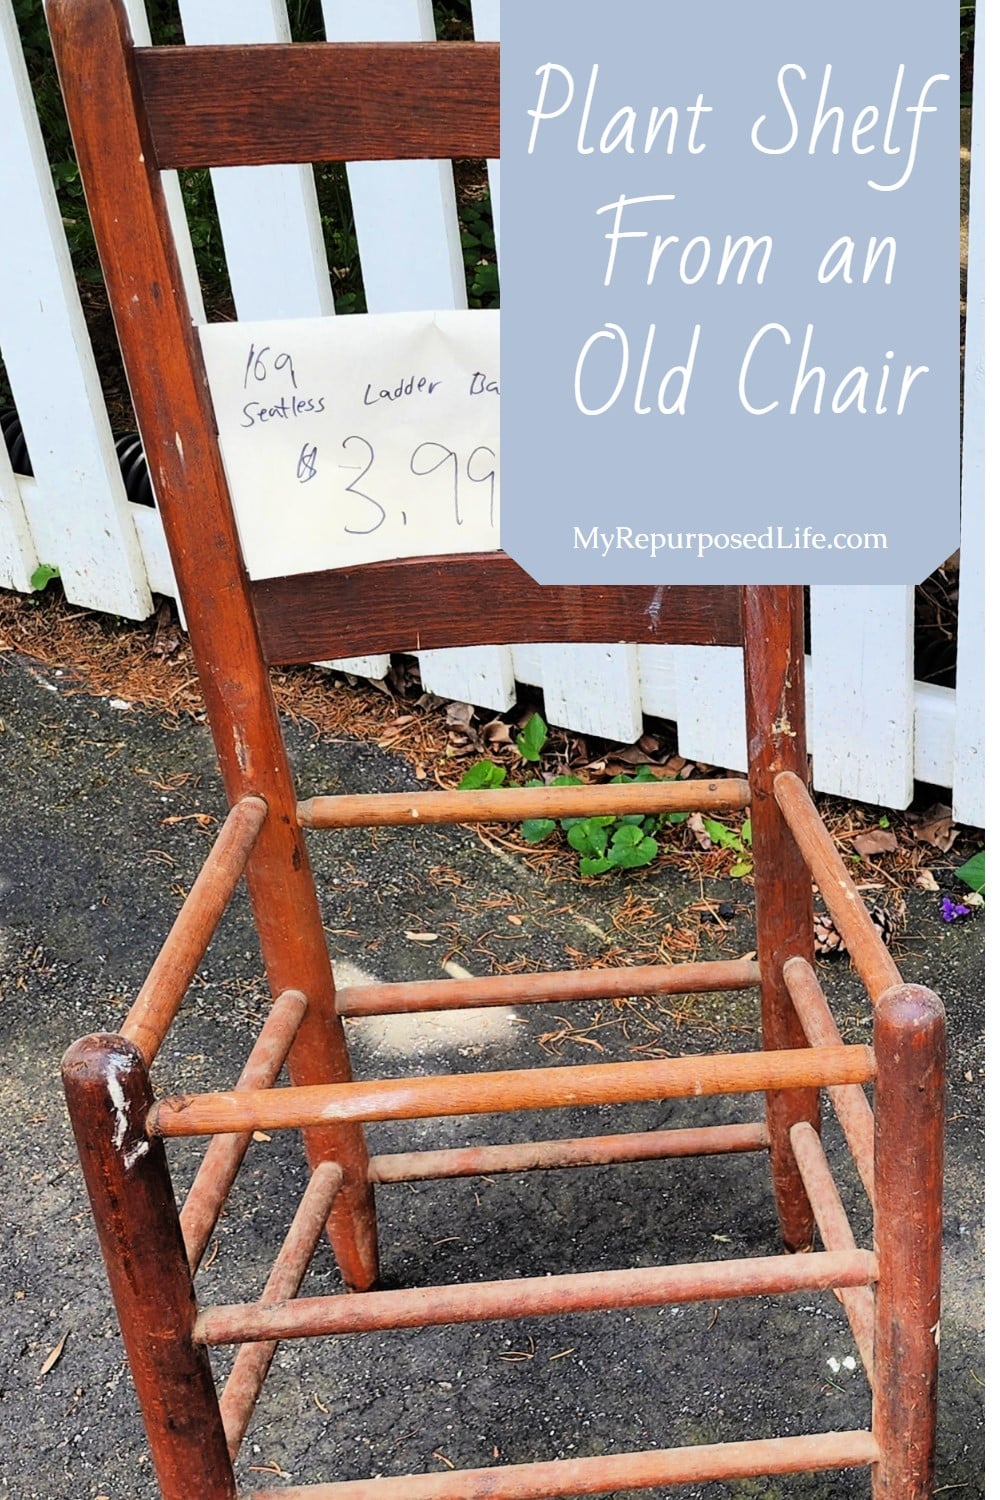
[853,829,898,857]
[39,1331,69,1378]
[405,931,439,943]
[252,1130,271,1143]
[687,812,714,851]
[913,869,940,892]
[911,804,959,852]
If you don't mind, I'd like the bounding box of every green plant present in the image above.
[29,562,60,590]
[459,193,499,308]
[954,849,985,895]
[701,816,754,878]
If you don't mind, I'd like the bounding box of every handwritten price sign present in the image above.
[199,311,500,581]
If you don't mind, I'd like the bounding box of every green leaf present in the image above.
[611,824,644,848]
[608,836,659,869]
[954,850,985,895]
[729,860,753,878]
[741,818,753,847]
[580,855,613,877]
[567,820,609,858]
[515,712,548,763]
[458,760,506,790]
[30,563,60,591]
[521,818,556,844]
[667,811,690,825]
[703,818,742,852]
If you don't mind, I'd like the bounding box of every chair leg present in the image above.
[742,586,820,1251]
[871,985,946,1499]
[62,1035,237,1500]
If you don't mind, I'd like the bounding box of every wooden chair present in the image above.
[47,3,945,1497]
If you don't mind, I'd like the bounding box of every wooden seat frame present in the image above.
[48,3,945,1497]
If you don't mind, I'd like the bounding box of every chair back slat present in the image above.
[136,42,500,168]
[252,558,742,664]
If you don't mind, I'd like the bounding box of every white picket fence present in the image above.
[0,0,985,824]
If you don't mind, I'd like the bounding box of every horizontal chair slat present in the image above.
[137,43,499,168]
[299,779,751,831]
[337,958,760,1017]
[774,772,902,1000]
[148,1045,876,1138]
[253,559,743,665]
[246,1430,879,1499]
[368,1122,770,1183]
[120,796,268,1063]
[196,1246,877,1346]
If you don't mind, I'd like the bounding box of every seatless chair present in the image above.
[47,2,945,1496]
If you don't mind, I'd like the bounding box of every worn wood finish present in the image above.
[783,956,875,1201]
[775,771,904,1000]
[61,1035,236,1500]
[46,0,377,1292]
[790,1123,875,1379]
[247,1432,879,1499]
[220,1162,343,1458]
[254,562,743,664]
[337,958,760,1018]
[121,796,267,1063]
[136,42,499,168]
[368,1122,770,1184]
[300,779,751,831]
[871,985,945,1499]
[181,990,308,1273]
[196,1247,876,1347]
[741,587,821,1252]
[148,1045,876,1138]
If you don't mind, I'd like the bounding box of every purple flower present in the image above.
[941,896,971,923]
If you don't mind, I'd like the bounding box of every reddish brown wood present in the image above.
[368,1122,770,1183]
[783,956,875,1201]
[136,42,499,168]
[871,985,945,1499]
[790,1123,874,1379]
[219,1162,343,1458]
[299,778,750,831]
[196,1247,876,1346]
[337,958,760,1018]
[254,561,743,663]
[61,1035,236,1499]
[741,587,820,1252]
[121,796,267,1062]
[775,772,903,1000]
[46,0,377,1292]
[181,989,308,1272]
[148,1045,876,1138]
[247,1432,879,1499]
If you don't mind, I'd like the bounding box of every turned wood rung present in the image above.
[180,989,308,1272]
[368,1121,770,1183]
[148,1044,876,1138]
[773,772,902,999]
[196,1246,876,1347]
[245,1429,879,1498]
[297,777,751,830]
[337,958,760,1017]
[120,796,268,1063]
[220,1161,343,1460]
[783,956,875,1201]
[790,1123,875,1380]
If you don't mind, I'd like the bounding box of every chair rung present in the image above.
[784,956,875,1200]
[368,1122,770,1183]
[297,777,751,830]
[244,1430,879,1498]
[220,1161,343,1460]
[195,1246,876,1347]
[337,958,760,1017]
[148,1044,876,1138]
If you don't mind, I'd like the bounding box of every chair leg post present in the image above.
[871,984,946,1500]
[742,586,820,1251]
[62,1034,237,1500]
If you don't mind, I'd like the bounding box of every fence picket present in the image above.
[952,48,985,828]
[0,0,150,618]
[0,460,37,594]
